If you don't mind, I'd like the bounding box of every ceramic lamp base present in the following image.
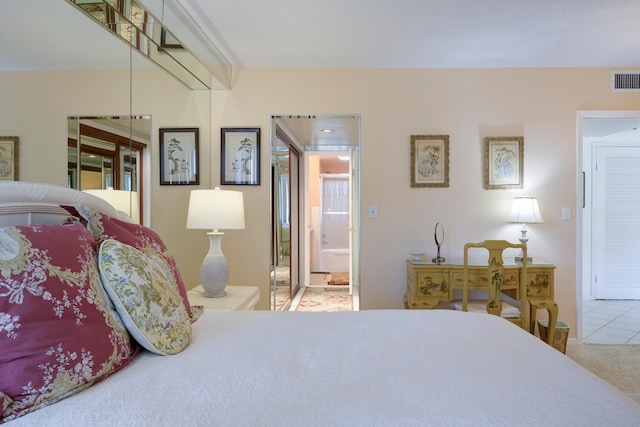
[200,232,228,298]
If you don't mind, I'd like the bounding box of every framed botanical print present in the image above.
[0,136,19,181]
[159,128,199,185]
[221,127,260,185]
[410,135,449,187]
[484,136,524,189]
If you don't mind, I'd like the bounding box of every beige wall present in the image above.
[214,66,640,331]
[2,66,640,336]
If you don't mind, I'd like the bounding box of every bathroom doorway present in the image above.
[307,155,353,294]
[270,114,360,311]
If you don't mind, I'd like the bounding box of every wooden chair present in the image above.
[455,240,528,330]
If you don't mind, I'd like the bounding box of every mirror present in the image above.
[271,148,290,310]
[270,126,301,310]
[65,0,231,89]
[432,222,445,264]
[68,116,150,223]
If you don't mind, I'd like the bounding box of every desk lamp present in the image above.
[507,196,543,262]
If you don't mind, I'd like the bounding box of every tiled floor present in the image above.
[582,299,640,344]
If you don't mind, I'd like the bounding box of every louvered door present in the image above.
[593,144,640,299]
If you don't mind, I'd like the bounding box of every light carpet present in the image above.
[295,287,353,312]
[566,343,640,394]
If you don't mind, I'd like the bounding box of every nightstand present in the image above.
[187,285,260,311]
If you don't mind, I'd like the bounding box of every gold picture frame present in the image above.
[0,136,19,181]
[411,135,449,187]
[484,136,524,189]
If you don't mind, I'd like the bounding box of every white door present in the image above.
[593,144,640,299]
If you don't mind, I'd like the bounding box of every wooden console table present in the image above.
[405,259,558,339]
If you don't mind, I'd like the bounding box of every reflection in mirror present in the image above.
[67,116,150,223]
[271,140,291,310]
[271,121,303,310]
[65,0,231,89]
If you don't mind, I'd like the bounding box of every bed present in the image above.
[1,182,639,426]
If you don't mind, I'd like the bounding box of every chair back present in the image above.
[462,240,528,328]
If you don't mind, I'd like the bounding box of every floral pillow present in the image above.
[98,239,192,355]
[0,223,137,423]
[61,204,197,322]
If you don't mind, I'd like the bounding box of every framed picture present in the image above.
[484,136,524,189]
[410,135,449,187]
[221,127,260,185]
[159,128,199,185]
[0,136,19,181]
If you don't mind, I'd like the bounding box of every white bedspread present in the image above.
[9,309,640,426]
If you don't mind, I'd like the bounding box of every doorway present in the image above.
[270,114,361,311]
[578,111,640,344]
[306,154,355,295]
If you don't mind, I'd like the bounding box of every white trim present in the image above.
[576,110,640,344]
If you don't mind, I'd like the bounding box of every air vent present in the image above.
[611,71,640,92]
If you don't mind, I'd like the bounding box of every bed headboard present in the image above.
[0,181,127,226]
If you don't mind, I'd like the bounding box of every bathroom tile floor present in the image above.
[582,299,640,344]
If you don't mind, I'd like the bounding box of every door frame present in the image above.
[303,151,360,303]
[270,114,361,310]
[576,110,640,343]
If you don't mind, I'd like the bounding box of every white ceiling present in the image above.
[3,0,640,71]
[180,0,640,69]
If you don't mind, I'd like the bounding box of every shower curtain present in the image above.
[321,175,349,250]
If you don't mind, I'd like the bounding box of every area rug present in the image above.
[310,272,350,286]
[566,343,640,394]
[295,287,353,312]
[328,272,349,285]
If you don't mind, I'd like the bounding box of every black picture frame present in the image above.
[221,127,260,185]
[159,127,199,185]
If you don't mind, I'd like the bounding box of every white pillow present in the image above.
[98,239,192,355]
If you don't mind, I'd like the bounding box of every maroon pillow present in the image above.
[62,205,193,320]
[0,222,137,422]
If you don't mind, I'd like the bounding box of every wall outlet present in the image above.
[369,205,377,218]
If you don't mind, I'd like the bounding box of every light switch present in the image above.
[562,207,571,221]
[368,205,377,218]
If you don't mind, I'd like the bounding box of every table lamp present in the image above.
[186,187,245,297]
[84,188,140,224]
[507,196,543,262]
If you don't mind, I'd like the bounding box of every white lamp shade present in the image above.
[187,187,245,230]
[84,189,140,223]
[507,197,544,224]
